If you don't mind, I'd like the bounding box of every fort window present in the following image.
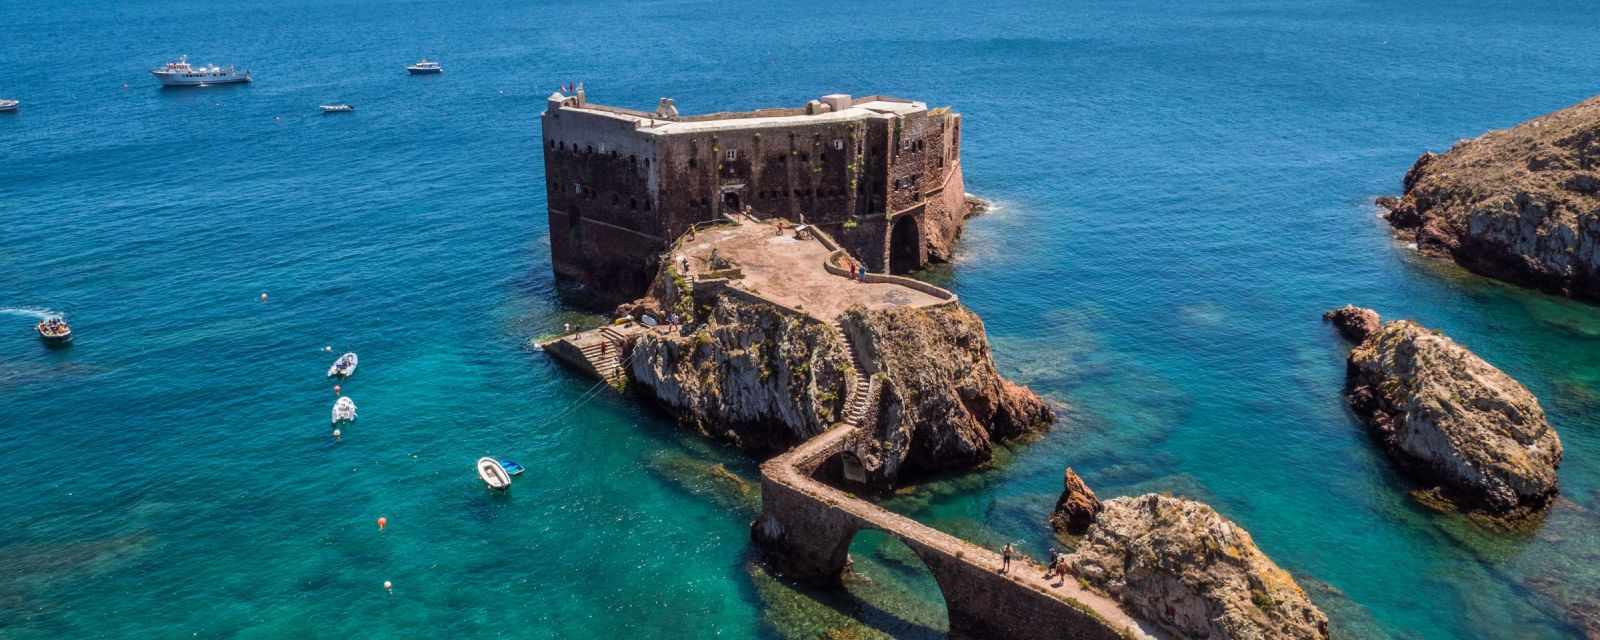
[586,145,593,154]
[548,140,555,149]
[724,149,738,162]
[559,142,566,151]
[629,198,637,210]
[689,157,698,168]
[833,139,844,150]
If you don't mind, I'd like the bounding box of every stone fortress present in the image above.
[541,85,973,305]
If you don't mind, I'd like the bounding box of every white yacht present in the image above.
[406,59,442,75]
[151,56,252,87]
[320,103,354,113]
[0,99,17,112]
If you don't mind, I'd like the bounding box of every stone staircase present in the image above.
[582,326,629,381]
[832,319,871,428]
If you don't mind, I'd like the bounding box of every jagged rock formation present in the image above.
[628,296,854,453]
[1329,307,1564,517]
[836,303,1053,484]
[1050,467,1103,536]
[1322,304,1380,343]
[1377,95,1600,301]
[627,292,1051,486]
[1065,494,1330,640]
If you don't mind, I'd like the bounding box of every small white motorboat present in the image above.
[327,352,358,377]
[320,103,354,113]
[0,99,18,113]
[476,457,511,491]
[331,396,357,424]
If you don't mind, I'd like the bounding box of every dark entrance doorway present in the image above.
[722,190,742,214]
[890,215,921,274]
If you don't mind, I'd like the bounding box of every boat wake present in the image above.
[0,307,58,320]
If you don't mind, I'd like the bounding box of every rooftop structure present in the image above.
[540,87,971,306]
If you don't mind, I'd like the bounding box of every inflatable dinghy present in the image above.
[477,457,511,490]
[327,352,358,378]
[331,396,357,424]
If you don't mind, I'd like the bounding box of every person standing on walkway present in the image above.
[1001,542,1014,573]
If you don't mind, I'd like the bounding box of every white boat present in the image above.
[320,103,354,113]
[327,352,358,377]
[0,99,17,112]
[476,457,511,490]
[151,56,251,87]
[331,396,357,424]
[406,59,443,75]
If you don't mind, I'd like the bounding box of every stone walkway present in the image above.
[762,423,1164,639]
[672,217,943,320]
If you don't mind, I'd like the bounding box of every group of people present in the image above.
[998,542,1070,585]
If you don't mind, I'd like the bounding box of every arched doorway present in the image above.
[889,215,921,274]
[722,190,742,213]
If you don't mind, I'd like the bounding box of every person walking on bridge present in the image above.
[1001,542,1014,574]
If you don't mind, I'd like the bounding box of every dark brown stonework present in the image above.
[541,89,970,307]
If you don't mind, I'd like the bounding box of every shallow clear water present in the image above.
[3,1,1599,638]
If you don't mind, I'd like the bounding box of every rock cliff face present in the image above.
[1050,467,1103,536]
[627,293,1052,486]
[628,296,854,453]
[837,303,1053,484]
[1331,307,1564,517]
[1066,494,1330,640]
[1378,95,1600,301]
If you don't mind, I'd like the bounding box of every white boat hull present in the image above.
[476,457,511,490]
[152,71,251,87]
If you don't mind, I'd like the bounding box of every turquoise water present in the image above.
[4,1,1600,637]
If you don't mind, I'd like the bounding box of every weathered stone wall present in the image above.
[541,94,968,304]
[542,107,667,305]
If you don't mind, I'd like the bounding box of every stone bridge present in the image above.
[752,424,1161,640]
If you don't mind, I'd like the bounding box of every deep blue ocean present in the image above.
[4,1,1600,638]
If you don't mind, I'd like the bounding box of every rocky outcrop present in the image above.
[1066,494,1329,640]
[1050,467,1103,536]
[1333,308,1564,517]
[837,303,1053,484]
[629,296,854,453]
[1378,95,1600,301]
[628,294,1050,486]
[1322,305,1381,343]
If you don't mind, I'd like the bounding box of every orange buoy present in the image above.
[377,516,387,531]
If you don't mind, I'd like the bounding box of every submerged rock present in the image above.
[1050,467,1103,536]
[1321,305,1381,343]
[1377,95,1600,301]
[1065,494,1329,640]
[1339,314,1563,517]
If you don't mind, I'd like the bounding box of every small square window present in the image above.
[833,139,844,150]
[725,149,738,162]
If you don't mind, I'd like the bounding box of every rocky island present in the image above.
[1062,493,1331,640]
[1325,306,1564,519]
[1377,95,1600,301]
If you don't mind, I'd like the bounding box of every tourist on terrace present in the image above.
[1001,543,1014,573]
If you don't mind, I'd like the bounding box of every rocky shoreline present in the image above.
[1377,95,1600,302]
[1325,306,1564,520]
